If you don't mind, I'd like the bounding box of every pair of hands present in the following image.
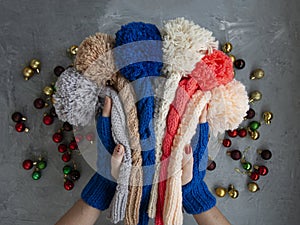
[102,96,208,186]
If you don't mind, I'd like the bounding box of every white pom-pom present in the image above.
[53,67,100,126]
[207,79,249,136]
[162,17,219,75]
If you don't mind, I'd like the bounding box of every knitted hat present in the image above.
[53,67,100,127]
[115,21,163,225]
[75,33,117,87]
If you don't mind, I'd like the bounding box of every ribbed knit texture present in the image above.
[150,18,219,222]
[156,76,210,225]
[112,74,143,225]
[81,114,116,210]
[102,87,132,224]
[181,123,216,214]
[115,22,163,225]
[162,90,211,225]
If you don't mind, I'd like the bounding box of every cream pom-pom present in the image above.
[207,79,249,136]
[53,67,100,126]
[162,17,219,75]
[74,33,116,87]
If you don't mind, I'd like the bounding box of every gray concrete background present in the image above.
[1,0,299,224]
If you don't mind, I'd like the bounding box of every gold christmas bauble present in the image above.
[43,86,54,96]
[215,187,227,197]
[250,68,264,80]
[249,130,260,140]
[222,42,233,53]
[30,59,41,73]
[228,184,239,199]
[68,45,78,55]
[263,111,273,124]
[228,54,236,63]
[248,182,260,193]
[249,91,262,103]
[23,67,34,80]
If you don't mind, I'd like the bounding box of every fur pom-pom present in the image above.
[53,67,100,126]
[190,49,234,91]
[115,22,163,81]
[207,79,249,136]
[162,17,219,75]
[74,33,116,87]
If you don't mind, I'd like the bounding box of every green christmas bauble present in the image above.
[63,165,72,175]
[249,121,261,131]
[37,161,47,170]
[32,171,41,180]
[242,161,252,171]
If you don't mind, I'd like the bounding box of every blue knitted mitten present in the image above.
[182,122,216,214]
[81,116,117,211]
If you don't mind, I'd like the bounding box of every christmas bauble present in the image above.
[54,66,65,77]
[222,139,232,147]
[37,161,47,170]
[52,132,63,143]
[245,108,255,119]
[248,182,260,193]
[207,160,216,171]
[238,128,247,138]
[222,42,233,53]
[227,150,242,160]
[227,129,238,138]
[215,187,226,197]
[69,141,78,150]
[259,149,272,160]
[34,98,46,109]
[43,114,54,125]
[64,179,74,191]
[62,152,71,162]
[249,171,260,181]
[234,59,245,69]
[22,159,33,170]
[32,170,41,180]
[69,170,80,181]
[63,165,72,175]
[58,144,67,153]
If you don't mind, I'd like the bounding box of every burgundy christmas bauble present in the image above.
[207,160,216,171]
[69,141,78,151]
[62,152,71,162]
[43,115,54,125]
[58,144,67,153]
[12,112,23,122]
[227,150,242,160]
[33,98,46,109]
[64,179,74,191]
[15,122,25,132]
[69,170,80,181]
[245,108,255,119]
[234,59,245,69]
[238,128,247,138]
[63,122,73,131]
[227,129,238,138]
[50,107,57,118]
[52,132,63,143]
[260,149,272,160]
[222,139,232,147]
[250,171,260,181]
[22,159,33,170]
[54,66,65,77]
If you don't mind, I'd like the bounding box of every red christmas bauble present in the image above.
[86,133,94,142]
[222,139,232,147]
[12,112,23,122]
[227,129,238,138]
[15,122,25,132]
[69,141,78,150]
[250,171,260,181]
[257,165,269,176]
[52,132,63,143]
[238,128,247,137]
[64,179,74,191]
[43,115,54,125]
[75,134,83,143]
[58,144,67,153]
[62,152,71,162]
[22,159,33,170]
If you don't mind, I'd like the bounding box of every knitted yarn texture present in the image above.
[151,18,219,221]
[115,21,163,225]
[53,67,99,127]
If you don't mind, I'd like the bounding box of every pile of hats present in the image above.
[53,17,249,225]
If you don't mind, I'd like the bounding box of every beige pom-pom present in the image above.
[75,33,117,86]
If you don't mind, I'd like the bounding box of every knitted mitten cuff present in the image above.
[182,123,216,214]
[81,173,117,211]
